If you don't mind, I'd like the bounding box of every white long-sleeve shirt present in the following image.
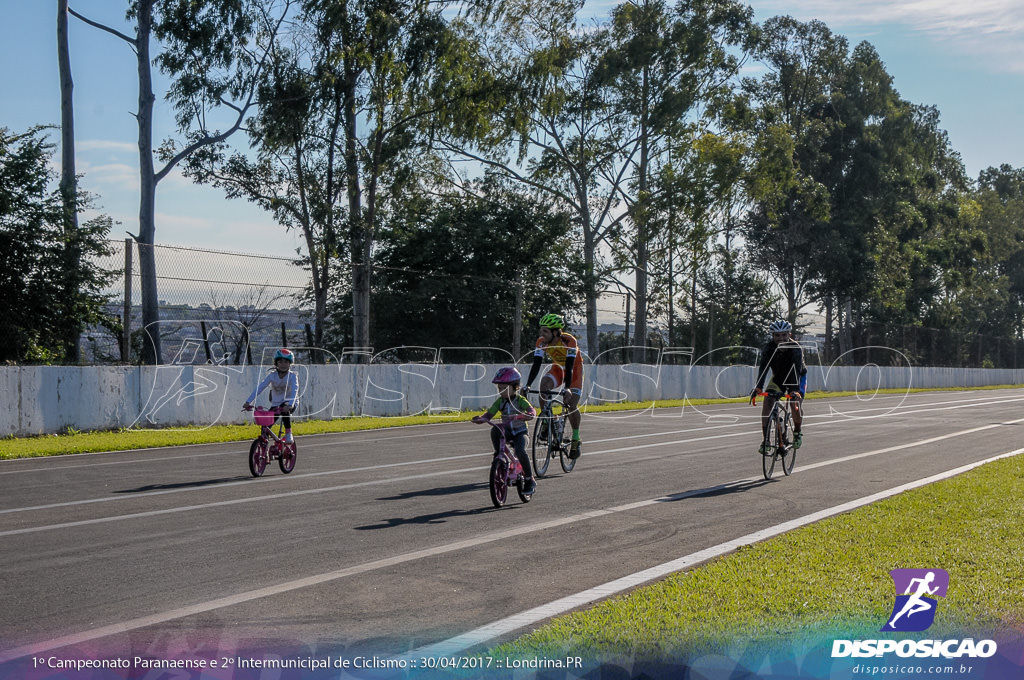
[246,369,299,408]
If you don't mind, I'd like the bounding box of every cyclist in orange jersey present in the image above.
[521,313,584,459]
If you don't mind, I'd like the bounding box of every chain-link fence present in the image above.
[81,240,1024,369]
[85,240,314,365]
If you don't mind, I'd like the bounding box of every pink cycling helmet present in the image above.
[491,367,522,384]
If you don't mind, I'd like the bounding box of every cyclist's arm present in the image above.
[754,344,772,391]
[563,348,577,390]
[524,351,543,389]
[284,372,300,409]
[245,374,273,405]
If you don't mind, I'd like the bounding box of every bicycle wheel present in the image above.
[780,411,796,476]
[279,441,297,474]
[531,415,552,477]
[249,439,268,477]
[557,416,576,473]
[516,475,533,503]
[489,457,509,507]
[761,410,780,481]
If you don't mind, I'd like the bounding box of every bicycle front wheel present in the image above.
[761,413,781,481]
[531,417,552,477]
[780,413,796,476]
[489,457,509,507]
[558,418,576,473]
[249,439,268,477]
[279,441,297,474]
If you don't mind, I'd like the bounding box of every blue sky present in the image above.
[2,0,1022,258]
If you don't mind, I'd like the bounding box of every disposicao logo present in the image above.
[882,568,949,632]
[831,568,998,660]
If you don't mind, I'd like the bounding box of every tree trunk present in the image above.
[631,65,651,364]
[57,0,81,363]
[136,0,161,365]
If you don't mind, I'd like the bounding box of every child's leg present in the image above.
[489,425,502,454]
[512,431,533,479]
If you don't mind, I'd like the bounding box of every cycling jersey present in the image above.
[246,369,300,408]
[527,332,584,390]
[755,339,807,393]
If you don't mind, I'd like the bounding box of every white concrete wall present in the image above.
[2,363,1022,436]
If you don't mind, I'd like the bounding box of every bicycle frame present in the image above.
[757,390,797,479]
[484,419,531,507]
[528,388,575,476]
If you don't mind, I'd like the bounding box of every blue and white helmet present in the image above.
[768,320,792,333]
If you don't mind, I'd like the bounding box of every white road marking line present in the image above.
[405,446,1024,660]
[2,432,1021,664]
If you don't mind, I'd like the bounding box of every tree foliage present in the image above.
[0,127,115,363]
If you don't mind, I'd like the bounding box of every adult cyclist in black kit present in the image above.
[750,320,807,453]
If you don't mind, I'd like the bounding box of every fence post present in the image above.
[122,238,132,362]
[281,322,288,349]
[304,323,317,363]
[201,321,211,363]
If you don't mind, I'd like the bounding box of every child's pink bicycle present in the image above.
[479,418,533,508]
[244,405,297,477]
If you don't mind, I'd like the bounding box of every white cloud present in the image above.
[77,139,138,154]
[753,0,1024,72]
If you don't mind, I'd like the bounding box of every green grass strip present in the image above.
[493,454,1024,662]
[2,385,1021,460]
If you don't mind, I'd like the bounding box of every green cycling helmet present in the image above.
[539,313,565,330]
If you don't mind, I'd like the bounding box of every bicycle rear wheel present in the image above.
[489,457,509,507]
[249,439,268,477]
[279,441,297,474]
[531,416,551,477]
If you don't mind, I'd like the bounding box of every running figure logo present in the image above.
[882,569,949,632]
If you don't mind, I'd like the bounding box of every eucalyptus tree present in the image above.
[593,0,755,361]
[68,0,292,363]
[740,16,849,325]
[429,0,629,356]
[58,0,83,361]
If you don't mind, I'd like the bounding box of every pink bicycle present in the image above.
[477,418,533,508]
[243,405,297,477]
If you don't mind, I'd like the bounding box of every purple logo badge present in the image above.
[882,569,949,632]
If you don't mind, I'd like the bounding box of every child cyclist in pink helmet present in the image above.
[243,348,300,443]
[472,367,538,495]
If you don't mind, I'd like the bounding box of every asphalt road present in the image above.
[2,388,1023,667]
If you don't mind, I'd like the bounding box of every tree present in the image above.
[351,176,582,354]
[432,0,630,357]
[594,0,755,361]
[0,127,115,363]
[69,0,292,364]
[58,0,82,362]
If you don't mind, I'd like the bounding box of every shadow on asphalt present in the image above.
[115,477,249,492]
[353,504,503,530]
[376,482,487,501]
[656,478,770,502]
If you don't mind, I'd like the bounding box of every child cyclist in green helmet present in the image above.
[473,367,538,495]
[521,313,585,459]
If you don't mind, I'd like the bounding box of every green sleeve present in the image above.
[484,397,502,418]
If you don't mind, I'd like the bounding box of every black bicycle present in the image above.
[756,390,797,480]
[528,389,575,477]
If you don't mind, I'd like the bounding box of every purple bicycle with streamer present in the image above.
[242,405,297,477]
[477,417,533,508]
